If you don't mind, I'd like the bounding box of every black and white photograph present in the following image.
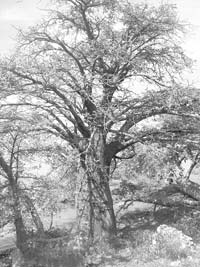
[0,0,200,266]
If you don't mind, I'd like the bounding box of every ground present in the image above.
[1,201,200,266]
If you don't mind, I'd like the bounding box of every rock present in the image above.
[156,224,194,250]
[152,224,195,259]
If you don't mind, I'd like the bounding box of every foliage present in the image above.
[113,143,178,184]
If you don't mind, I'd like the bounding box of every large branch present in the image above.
[119,106,181,133]
[122,195,200,211]
[118,185,200,215]
[106,127,195,160]
[142,181,200,208]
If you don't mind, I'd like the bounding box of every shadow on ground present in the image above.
[118,206,195,238]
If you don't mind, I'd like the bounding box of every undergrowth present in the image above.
[3,208,200,267]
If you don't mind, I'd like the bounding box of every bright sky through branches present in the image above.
[0,0,200,83]
[0,0,50,55]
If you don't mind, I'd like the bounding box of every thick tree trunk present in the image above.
[85,128,117,238]
[86,172,117,238]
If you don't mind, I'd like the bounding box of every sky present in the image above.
[0,0,200,83]
[0,0,50,55]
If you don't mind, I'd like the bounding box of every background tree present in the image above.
[0,98,49,253]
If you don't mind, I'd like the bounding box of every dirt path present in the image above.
[0,207,76,253]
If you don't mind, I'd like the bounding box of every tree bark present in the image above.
[84,128,117,238]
